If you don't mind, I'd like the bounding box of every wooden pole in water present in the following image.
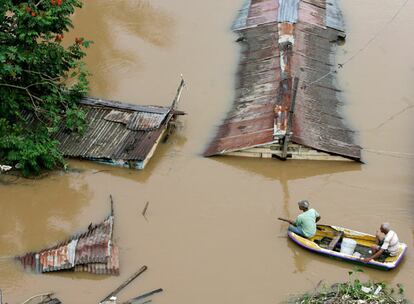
[281,77,299,159]
[123,288,163,304]
[142,201,149,219]
[110,194,114,217]
[99,266,148,303]
[170,75,186,111]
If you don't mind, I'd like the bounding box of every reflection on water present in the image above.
[212,157,362,181]
[0,173,92,293]
[0,0,414,302]
[0,173,91,254]
[66,0,175,96]
[213,157,361,220]
[287,239,311,273]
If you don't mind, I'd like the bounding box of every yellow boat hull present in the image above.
[287,225,407,270]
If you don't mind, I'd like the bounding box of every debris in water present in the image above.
[99,266,148,303]
[142,201,150,219]
[16,196,119,275]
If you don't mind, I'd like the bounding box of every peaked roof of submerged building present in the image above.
[204,0,361,161]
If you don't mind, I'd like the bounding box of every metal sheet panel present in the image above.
[290,25,360,159]
[74,216,113,265]
[116,126,166,161]
[81,97,169,114]
[298,0,326,28]
[277,0,300,23]
[326,0,345,32]
[16,215,120,275]
[232,0,252,30]
[55,102,172,161]
[126,111,166,131]
[205,0,361,160]
[245,0,279,28]
[104,110,132,124]
[204,23,279,156]
[302,0,326,8]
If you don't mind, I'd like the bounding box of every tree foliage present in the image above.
[286,269,408,304]
[0,0,90,175]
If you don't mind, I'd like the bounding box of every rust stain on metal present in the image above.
[205,0,361,161]
[55,98,172,163]
[16,214,119,275]
[51,79,186,169]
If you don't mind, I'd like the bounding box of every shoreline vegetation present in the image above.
[1,0,90,176]
[286,269,409,304]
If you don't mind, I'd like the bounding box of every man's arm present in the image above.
[278,217,295,225]
[362,248,385,263]
[316,216,321,223]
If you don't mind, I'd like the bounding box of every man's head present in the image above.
[380,222,391,234]
[298,200,309,211]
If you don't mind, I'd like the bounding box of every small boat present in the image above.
[287,225,407,270]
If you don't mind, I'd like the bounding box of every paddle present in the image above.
[277,217,294,225]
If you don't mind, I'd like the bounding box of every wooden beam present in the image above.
[328,231,344,251]
[281,77,299,159]
[100,266,148,303]
[225,143,352,161]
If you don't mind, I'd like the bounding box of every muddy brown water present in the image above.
[1,0,414,303]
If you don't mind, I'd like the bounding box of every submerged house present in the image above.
[16,199,119,275]
[204,0,361,161]
[55,79,185,169]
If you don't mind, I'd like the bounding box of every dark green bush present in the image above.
[0,0,90,175]
[286,269,409,304]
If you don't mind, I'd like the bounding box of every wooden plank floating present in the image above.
[205,0,361,162]
[99,266,148,304]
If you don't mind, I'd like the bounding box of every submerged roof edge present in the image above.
[81,97,170,114]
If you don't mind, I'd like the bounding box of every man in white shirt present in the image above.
[362,223,400,263]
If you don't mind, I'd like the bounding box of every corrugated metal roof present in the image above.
[204,23,280,156]
[290,23,359,159]
[55,98,172,161]
[127,111,166,131]
[205,0,361,160]
[16,215,119,275]
[104,110,133,125]
[326,0,345,32]
[232,0,251,30]
[81,97,169,114]
[103,110,167,131]
[243,0,279,30]
[298,0,326,28]
[278,0,300,23]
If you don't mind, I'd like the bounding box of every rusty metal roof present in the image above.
[278,0,300,23]
[16,215,119,275]
[205,0,361,160]
[204,23,279,156]
[55,98,172,162]
[326,0,345,31]
[232,0,251,30]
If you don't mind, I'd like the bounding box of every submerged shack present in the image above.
[204,0,361,161]
[56,79,185,169]
[16,199,119,275]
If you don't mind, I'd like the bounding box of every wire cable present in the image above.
[304,0,409,86]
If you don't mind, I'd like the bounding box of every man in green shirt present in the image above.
[278,200,321,238]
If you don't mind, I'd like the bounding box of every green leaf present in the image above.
[0,0,89,176]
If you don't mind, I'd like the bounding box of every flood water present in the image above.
[1,0,414,303]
